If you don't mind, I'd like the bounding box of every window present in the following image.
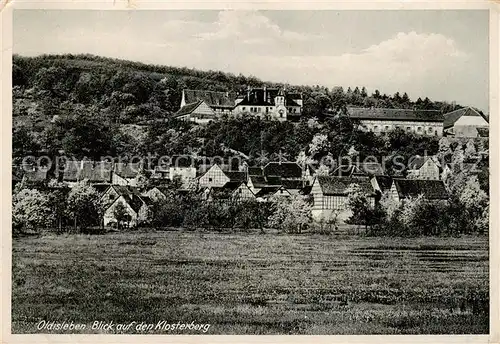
[406,127,411,132]
[242,107,246,111]
[209,178,213,182]
[417,126,422,132]
[374,125,379,132]
[385,126,389,130]
[266,107,269,113]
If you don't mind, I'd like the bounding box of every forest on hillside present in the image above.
[12,54,472,170]
[13,54,468,125]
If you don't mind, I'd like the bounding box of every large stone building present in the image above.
[233,87,303,121]
[443,107,489,138]
[174,87,303,123]
[347,107,444,136]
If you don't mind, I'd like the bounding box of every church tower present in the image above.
[274,88,287,121]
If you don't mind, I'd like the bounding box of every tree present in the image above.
[113,200,129,229]
[438,137,452,161]
[465,140,477,158]
[268,195,312,233]
[347,184,384,232]
[308,133,330,159]
[399,195,424,228]
[451,144,465,169]
[401,92,410,107]
[13,189,55,234]
[458,176,489,234]
[47,184,70,232]
[66,181,102,231]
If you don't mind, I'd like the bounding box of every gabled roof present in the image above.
[407,156,437,170]
[255,186,290,198]
[63,161,112,183]
[167,155,197,168]
[222,181,244,190]
[183,89,237,108]
[247,166,263,176]
[114,162,142,179]
[332,162,385,177]
[373,175,393,192]
[264,162,303,179]
[249,175,282,188]
[23,169,49,183]
[443,107,488,129]
[225,171,247,183]
[316,176,375,196]
[281,179,304,190]
[109,185,142,197]
[127,194,147,213]
[236,88,302,107]
[175,100,204,117]
[393,179,449,200]
[348,107,443,122]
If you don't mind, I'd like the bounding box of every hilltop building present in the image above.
[175,87,303,123]
[443,107,489,138]
[346,107,444,136]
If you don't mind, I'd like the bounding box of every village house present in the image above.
[332,161,385,177]
[254,185,292,201]
[388,179,449,204]
[101,185,151,228]
[263,161,304,181]
[198,163,247,189]
[204,181,256,203]
[406,156,440,180]
[347,107,444,136]
[62,160,113,188]
[443,107,489,138]
[310,176,376,223]
[143,186,170,202]
[247,175,282,195]
[12,163,50,188]
[370,175,393,200]
[112,162,144,187]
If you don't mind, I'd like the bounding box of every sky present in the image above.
[13,10,490,112]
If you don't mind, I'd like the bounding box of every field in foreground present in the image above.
[12,231,489,334]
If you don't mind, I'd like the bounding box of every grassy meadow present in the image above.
[12,230,489,334]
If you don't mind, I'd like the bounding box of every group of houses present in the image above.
[175,87,489,139]
[14,150,477,227]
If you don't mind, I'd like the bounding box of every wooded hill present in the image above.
[13,54,472,167]
[13,54,468,126]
